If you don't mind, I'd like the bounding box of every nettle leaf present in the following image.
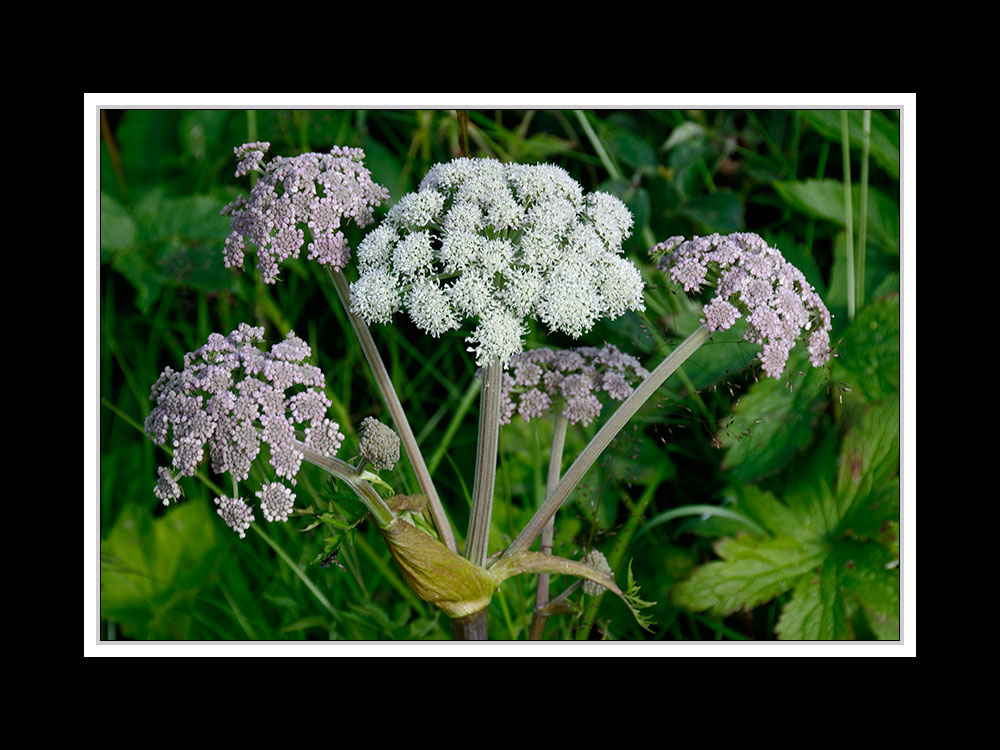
[672,535,829,617]
[719,350,829,481]
[775,563,849,639]
[832,295,900,404]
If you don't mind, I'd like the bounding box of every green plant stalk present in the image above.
[501,325,713,560]
[328,268,457,552]
[857,110,871,310]
[466,359,503,567]
[574,110,619,179]
[841,110,856,320]
[529,413,569,640]
[298,441,395,528]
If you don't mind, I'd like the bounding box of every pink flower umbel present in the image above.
[651,233,832,379]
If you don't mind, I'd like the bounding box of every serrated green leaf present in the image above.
[834,397,900,533]
[832,295,900,404]
[719,351,828,481]
[731,485,828,543]
[832,540,899,640]
[672,535,829,617]
[775,562,850,639]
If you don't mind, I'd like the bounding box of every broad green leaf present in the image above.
[678,191,745,233]
[826,231,900,310]
[101,191,137,254]
[775,562,849,639]
[832,295,900,404]
[832,540,899,640]
[802,110,900,179]
[100,502,219,638]
[834,397,900,532]
[663,121,708,151]
[731,486,825,543]
[719,350,828,481]
[773,179,899,253]
[672,534,828,616]
[604,127,659,171]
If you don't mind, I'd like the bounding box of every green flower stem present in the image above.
[841,110,856,320]
[529,413,569,640]
[501,325,713,561]
[328,268,457,552]
[466,358,503,567]
[298,441,395,528]
[857,110,871,310]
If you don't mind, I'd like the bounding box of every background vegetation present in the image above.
[98,108,901,641]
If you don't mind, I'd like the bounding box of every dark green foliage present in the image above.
[99,108,901,641]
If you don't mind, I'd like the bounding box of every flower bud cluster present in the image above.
[349,158,645,366]
[222,143,389,283]
[358,417,400,471]
[495,343,650,427]
[144,323,345,535]
[650,232,832,379]
[582,549,613,596]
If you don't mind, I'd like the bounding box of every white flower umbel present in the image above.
[349,158,646,366]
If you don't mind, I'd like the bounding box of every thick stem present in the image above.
[466,359,503,567]
[501,325,713,561]
[328,269,457,552]
[451,609,489,640]
[529,413,568,641]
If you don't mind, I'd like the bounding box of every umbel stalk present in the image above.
[329,268,457,552]
[502,325,712,560]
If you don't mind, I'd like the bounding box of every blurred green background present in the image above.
[98,108,901,641]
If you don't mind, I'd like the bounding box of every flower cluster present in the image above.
[349,158,646,366]
[495,343,650,427]
[581,549,613,596]
[222,143,390,283]
[357,417,400,471]
[651,232,833,379]
[144,323,345,535]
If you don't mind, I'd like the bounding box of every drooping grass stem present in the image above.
[501,325,713,561]
[466,359,503,567]
[529,413,569,640]
[328,268,457,552]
